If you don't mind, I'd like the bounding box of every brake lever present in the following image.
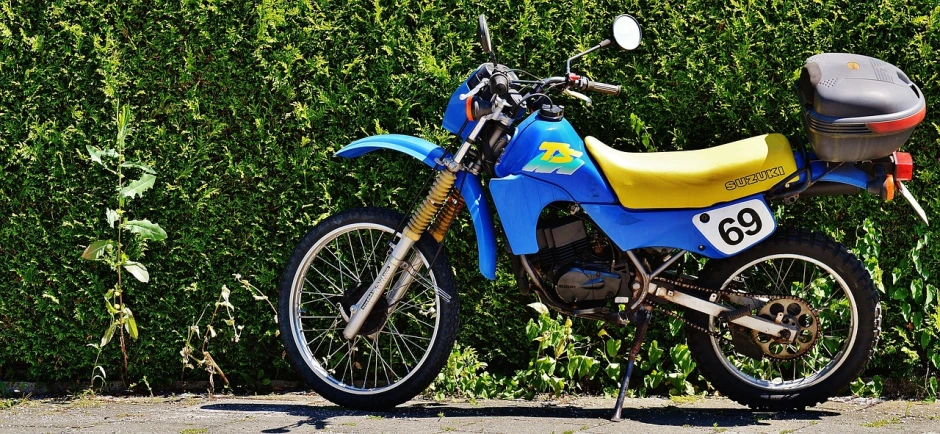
[460,78,490,100]
[563,89,592,107]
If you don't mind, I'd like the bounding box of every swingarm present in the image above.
[648,280,799,343]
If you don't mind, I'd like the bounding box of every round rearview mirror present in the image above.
[612,14,642,50]
[478,15,492,54]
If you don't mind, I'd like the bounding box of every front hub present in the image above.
[340,278,389,337]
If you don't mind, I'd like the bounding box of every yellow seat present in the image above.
[585,134,798,209]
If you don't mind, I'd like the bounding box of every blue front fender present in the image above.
[336,134,497,280]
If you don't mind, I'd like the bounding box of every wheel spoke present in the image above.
[387,322,420,367]
[346,232,360,279]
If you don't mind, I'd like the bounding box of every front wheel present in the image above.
[278,207,459,410]
[686,229,881,410]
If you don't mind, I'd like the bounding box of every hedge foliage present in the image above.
[1,0,938,394]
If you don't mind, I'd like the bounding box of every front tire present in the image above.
[278,207,459,410]
[686,229,881,410]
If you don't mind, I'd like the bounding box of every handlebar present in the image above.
[529,76,621,96]
[572,77,621,95]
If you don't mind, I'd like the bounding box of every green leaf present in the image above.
[121,161,155,174]
[86,145,117,166]
[647,340,663,365]
[605,362,620,381]
[124,307,139,340]
[900,301,911,322]
[927,284,936,308]
[850,378,865,396]
[104,297,119,314]
[101,323,117,347]
[81,240,113,260]
[106,208,120,228]
[527,302,549,316]
[120,174,156,199]
[124,261,150,283]
[124,219,167,241]
[912,279,924,302]
[921,331,931,349]
[606,338,621,358]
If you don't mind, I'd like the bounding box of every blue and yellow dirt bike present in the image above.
[278,15,928,417]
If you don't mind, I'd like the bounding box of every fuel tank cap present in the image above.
[538,104,564,121]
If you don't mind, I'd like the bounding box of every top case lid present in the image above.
[799,53,923,119]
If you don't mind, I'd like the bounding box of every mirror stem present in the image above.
[566,40,610,75]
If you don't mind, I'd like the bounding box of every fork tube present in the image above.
[343,164,458,340]
[342,238,416,340]
[386,253,423,308]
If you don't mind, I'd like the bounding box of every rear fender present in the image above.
[336,135,497,280]
[794,151,869,189]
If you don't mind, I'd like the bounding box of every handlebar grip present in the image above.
[585,80,621,95]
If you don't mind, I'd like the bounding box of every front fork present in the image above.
[341,165,459,340]
[341,106,506,340]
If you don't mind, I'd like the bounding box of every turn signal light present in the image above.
[884,174,895,201]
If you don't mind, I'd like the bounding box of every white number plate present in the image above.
[692,199,775,255]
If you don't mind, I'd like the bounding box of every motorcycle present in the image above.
[277,14,929,418]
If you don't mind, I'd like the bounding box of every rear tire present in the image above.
[278,207,459,410]
[686,229,881,410]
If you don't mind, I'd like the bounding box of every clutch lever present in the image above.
[563,89,592,107]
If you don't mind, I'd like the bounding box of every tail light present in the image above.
[893,151,913,181]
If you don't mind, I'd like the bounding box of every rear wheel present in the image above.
[278,207,459,410]
[686,229,881,410]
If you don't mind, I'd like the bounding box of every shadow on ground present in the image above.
[200,401,839,433]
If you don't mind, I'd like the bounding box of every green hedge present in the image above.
[1,0,937,393]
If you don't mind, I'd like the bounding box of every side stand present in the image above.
[610,307,652,422]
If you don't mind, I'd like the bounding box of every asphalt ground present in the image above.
[1,393,938,433]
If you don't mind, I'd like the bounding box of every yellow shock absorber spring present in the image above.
[403,169,457,241]
[427,190,465,242]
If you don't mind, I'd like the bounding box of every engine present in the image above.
[533,215,634,305]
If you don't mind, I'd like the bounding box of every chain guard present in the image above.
[650,276,821,361]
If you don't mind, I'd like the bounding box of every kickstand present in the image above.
[611,307,653,422]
